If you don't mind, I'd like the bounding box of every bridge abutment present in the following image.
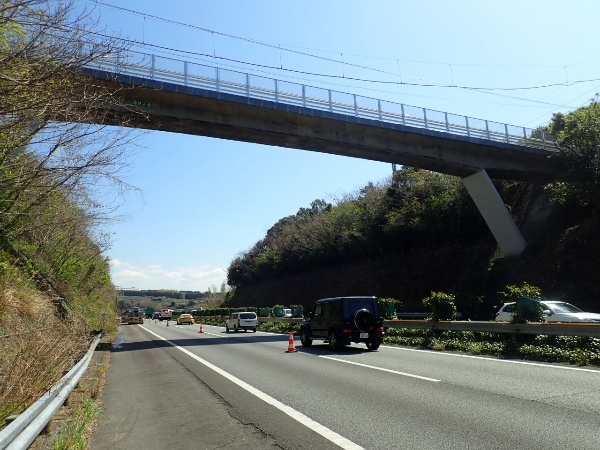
[462,170,526,257]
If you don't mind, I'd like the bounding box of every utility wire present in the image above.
[83,0,600,92]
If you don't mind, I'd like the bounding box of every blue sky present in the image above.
[75,0,600,291]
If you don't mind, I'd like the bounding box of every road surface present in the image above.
[90,321,600,449]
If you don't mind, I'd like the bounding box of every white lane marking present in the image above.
[382,345,600,373]
[204,331,225,337]
[142,327,365,450]
[319,356,441,382]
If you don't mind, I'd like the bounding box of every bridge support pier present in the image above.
[462,170,526,257]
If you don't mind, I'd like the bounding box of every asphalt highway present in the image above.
[90,321,600,449]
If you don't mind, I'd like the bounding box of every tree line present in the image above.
[227,99,600,291]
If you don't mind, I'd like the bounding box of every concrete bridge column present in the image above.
[462,170,526,257]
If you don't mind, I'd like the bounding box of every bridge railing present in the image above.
[86,51,558,152]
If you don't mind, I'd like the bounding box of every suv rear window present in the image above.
[240,313,256,319]
[347,299,378,314]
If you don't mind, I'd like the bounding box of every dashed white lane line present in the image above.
[177,326,441,381]
[382,345,600,373]
[319,356,441,382]
[143,326,365,450]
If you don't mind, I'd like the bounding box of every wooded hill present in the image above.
[225,101,600,319]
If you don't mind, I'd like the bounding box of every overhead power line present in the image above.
[83,0,600,92]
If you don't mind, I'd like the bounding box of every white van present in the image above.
[225,312,258,333]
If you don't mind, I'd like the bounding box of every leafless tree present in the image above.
[0,0,145,245]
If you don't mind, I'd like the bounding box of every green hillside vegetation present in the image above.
[226,98,600,318]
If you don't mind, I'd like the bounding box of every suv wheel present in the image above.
[234,326,238,333]
[328,330,342,351]
[366,338,381,351]
[300,329,313,347]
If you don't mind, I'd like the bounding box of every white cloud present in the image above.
[110,259,227,291]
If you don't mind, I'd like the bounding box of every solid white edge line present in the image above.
[382,345,600,373]
[142,326,365,450]
[319,356,440,382]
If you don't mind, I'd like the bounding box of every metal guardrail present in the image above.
[0,332,104,450]
[227,316,600,337]
[85,50,557,152]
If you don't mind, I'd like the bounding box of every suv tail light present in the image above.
[376,327,384,336]
[342,328,354,334]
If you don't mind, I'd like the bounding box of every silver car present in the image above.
[495,300,600,322]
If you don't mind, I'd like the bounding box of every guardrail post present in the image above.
[353,94,358,116]
[485,120,490,140]
[302,85,306,108]
[4,415,18,427]
[423,108,428,129]
[328,89,333,112]
[505,124,510,143]
[246,73,250,98]
[401,104,406,125]
[215,67,220,93]
[445,112,449,132]
[523,127,528,145]
[542,131,547,150]
[378,99,382,120]
[466,117,470,137]
[274,79,278,103]
[150,54,155,80]
[184,61,188,86]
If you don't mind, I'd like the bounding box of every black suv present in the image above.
[300,296,384,351]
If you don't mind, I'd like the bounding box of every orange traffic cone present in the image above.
[286,331,297,353]
[166,320,169,327]
[199,323,204,333]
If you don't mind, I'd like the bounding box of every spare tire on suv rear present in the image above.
[354,308,374,332]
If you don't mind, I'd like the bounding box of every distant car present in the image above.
[152,312,161,320]
[495,300,600,322]
[177,313,195,325]
[225,312,257,332]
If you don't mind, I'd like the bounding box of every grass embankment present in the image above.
[199,317,600,366]
[0,262,116,448]
[0,270,90,426]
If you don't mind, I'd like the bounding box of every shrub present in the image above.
[499,282,543,323]
[378,297,402,319]
[422,291,456,322]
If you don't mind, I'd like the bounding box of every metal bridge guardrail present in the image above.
[0,332,104,450]
[84,50,558,152]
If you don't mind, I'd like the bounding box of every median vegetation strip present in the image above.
[384,328,600,366]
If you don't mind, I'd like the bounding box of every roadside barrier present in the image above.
[0,332,104,449]
[199,323,204,333]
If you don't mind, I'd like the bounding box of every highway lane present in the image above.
[97,321,600,449]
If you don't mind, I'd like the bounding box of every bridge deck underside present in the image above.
[86,69,566,183]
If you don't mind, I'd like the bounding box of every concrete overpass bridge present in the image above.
[80,50,567,257]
